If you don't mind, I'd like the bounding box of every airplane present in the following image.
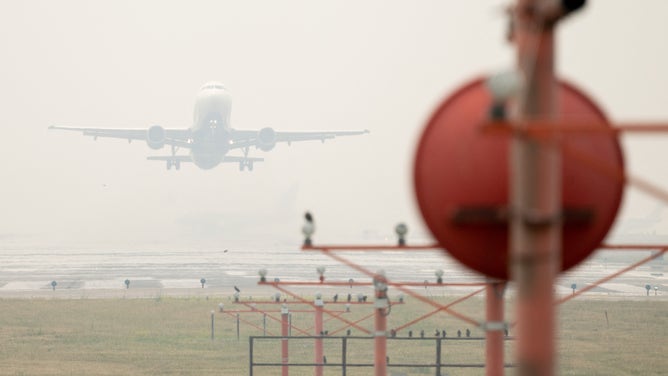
[49,81,369,171]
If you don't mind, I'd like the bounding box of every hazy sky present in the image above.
[1,1,667,250]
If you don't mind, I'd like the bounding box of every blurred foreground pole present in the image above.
[486,281,506,376]
[510,0,583,374]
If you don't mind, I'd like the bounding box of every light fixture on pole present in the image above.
[316,266,326,283]
[435,269,444,284]
[485,69,523,120]
[302,211,315,247]
[258,268,268,283]
[395,223,408,246]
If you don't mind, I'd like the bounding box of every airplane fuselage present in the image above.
[189,82,233,169]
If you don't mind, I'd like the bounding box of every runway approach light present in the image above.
[315,292,324,307]
[316,266,326,282]
[645,284,652,296]
[435,269,444,284]
[485,70,523,120]
[398,293,405,303]
[373,270,388,292]
[302,211,315,246]
[395,223,408,246]
[258,269,268,282]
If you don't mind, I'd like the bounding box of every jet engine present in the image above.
[257,127,277,152]
[146,125,165,150]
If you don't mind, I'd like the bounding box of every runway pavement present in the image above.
[0,245,665,300]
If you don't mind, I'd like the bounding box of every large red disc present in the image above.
[414,78,624,280]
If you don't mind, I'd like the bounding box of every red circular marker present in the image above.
[414,78,624,280]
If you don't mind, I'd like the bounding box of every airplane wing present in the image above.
[49,126,192,148]
[228,128,369,150]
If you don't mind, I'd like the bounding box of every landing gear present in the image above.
[166,159,181,170]
[165,145,181,170]
[238,160,253,172]
[238,146,254,172]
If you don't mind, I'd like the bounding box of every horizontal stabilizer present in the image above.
[222,156,264,163]
[146,156,192,162]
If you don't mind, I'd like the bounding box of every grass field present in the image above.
[0,295,665,375]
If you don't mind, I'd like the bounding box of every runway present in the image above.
[0,244,665,300]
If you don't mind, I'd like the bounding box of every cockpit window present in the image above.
[202,83,225,90]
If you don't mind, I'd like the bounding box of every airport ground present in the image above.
[0,292,665,375]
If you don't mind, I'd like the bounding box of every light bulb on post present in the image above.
[302,212,315,247]
[486,70,523,120]
[395,223,408,246]
[316,266,326,283]
[435,269,444,284]
[258,268,268,283]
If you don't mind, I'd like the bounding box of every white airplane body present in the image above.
[50,82,368,170]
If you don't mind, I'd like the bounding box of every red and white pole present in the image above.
[281,304,289,376]
[314,294,324,376]
[510,1,584,374]
[485,281,506,376]
[373,273,389,376]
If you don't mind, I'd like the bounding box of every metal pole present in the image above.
[485,281,506,376]
[263,313,267,336]
[281,304,290,376]
[510,1,565,374]
[210,310,215,341]
[435,338,442,376]
[315,294,324,376]
[342,337,348,376]
[237,313,240,340]
[249,336,254,376]
[373,273,388,376]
